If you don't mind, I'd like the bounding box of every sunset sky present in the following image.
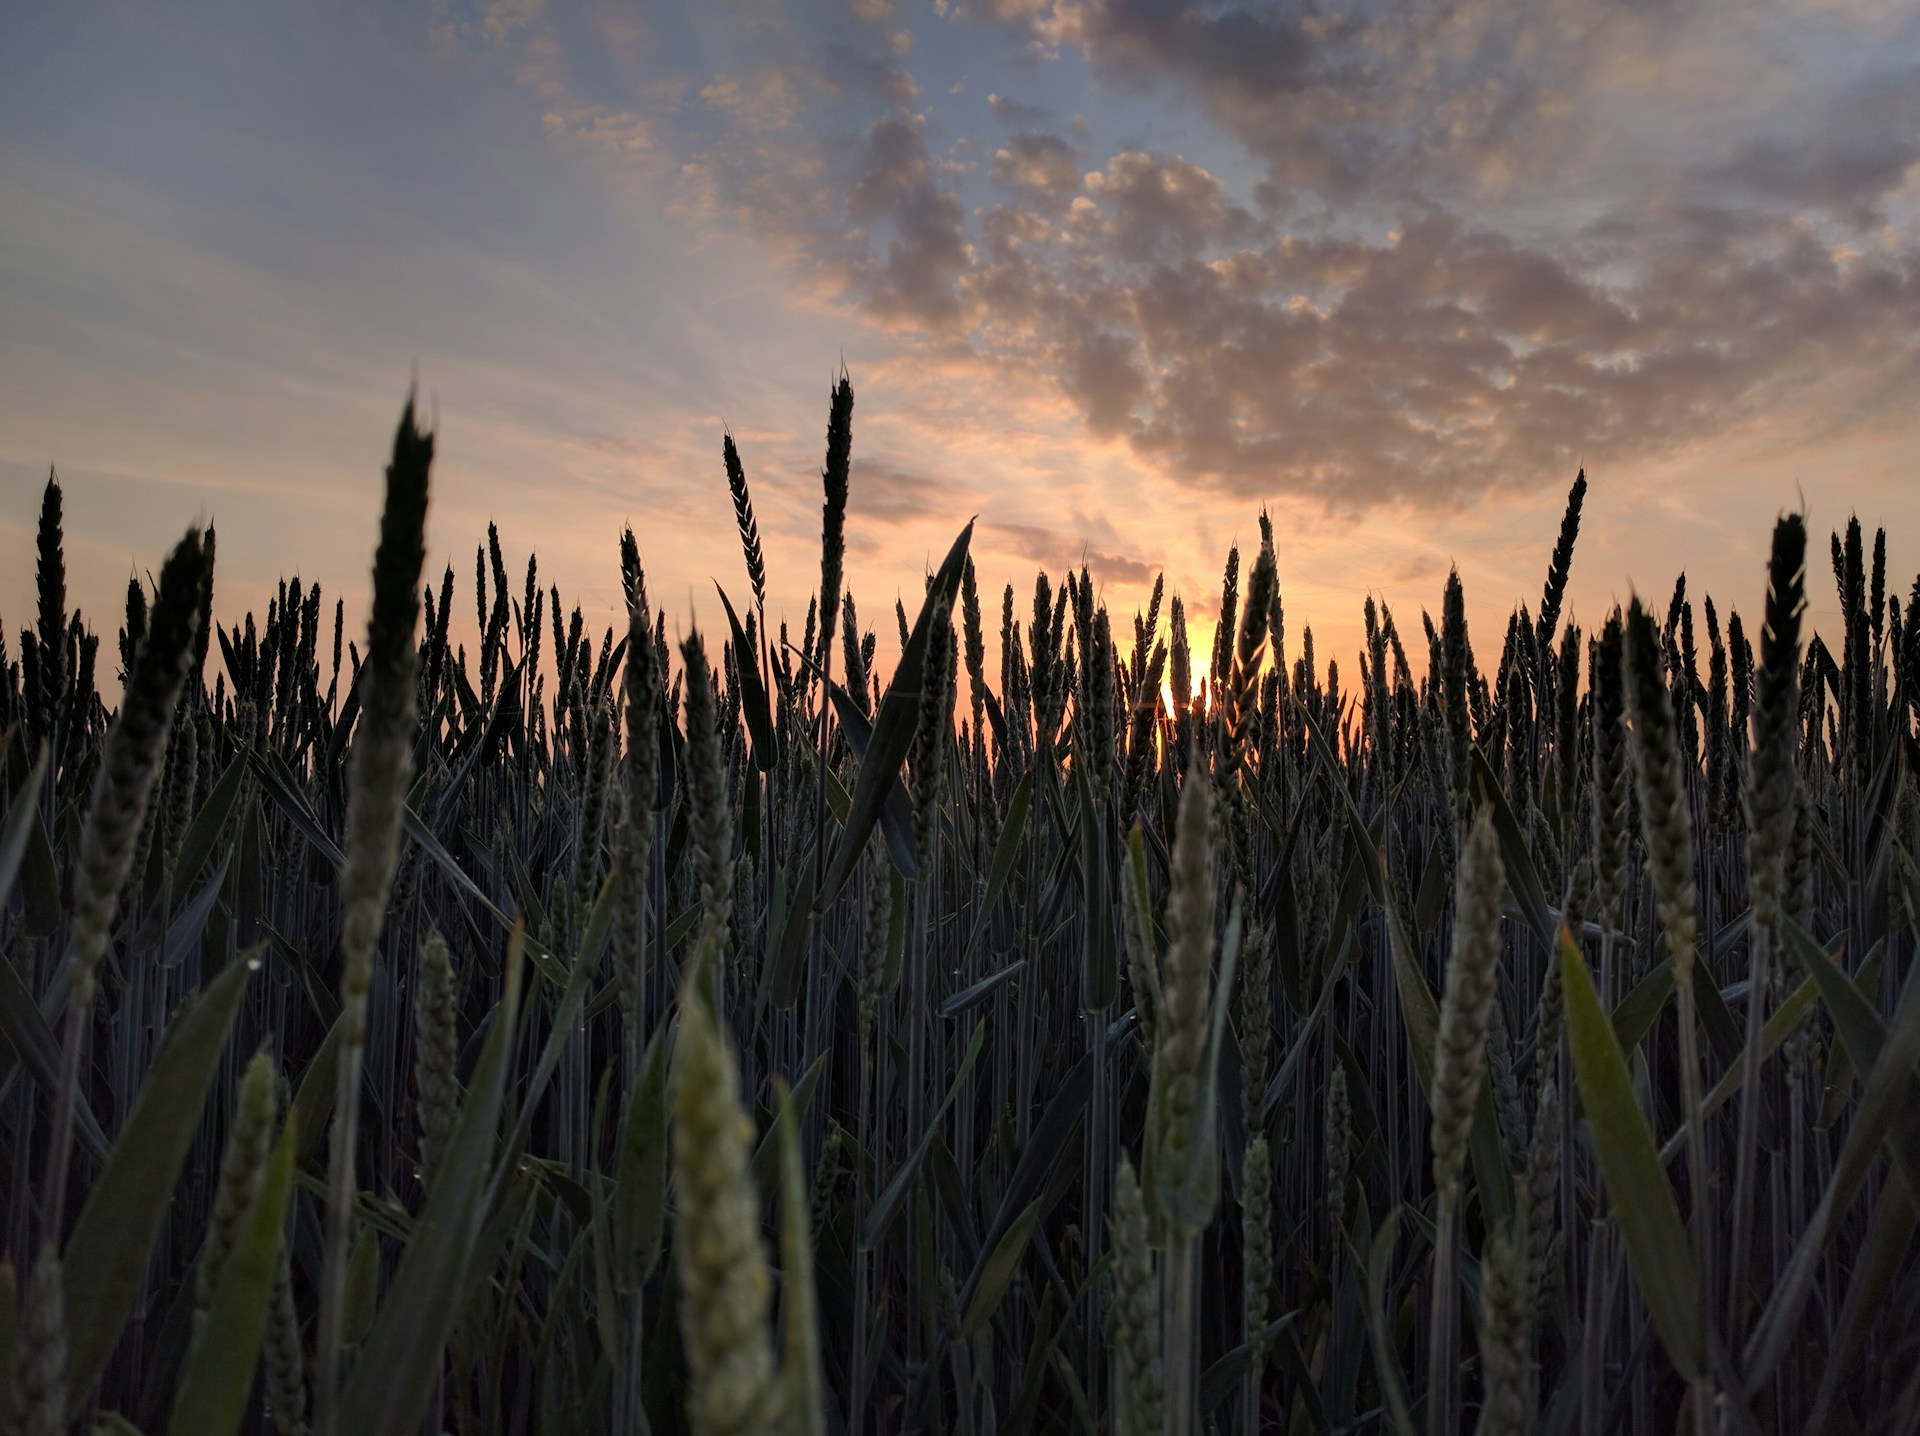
[4,0,1919,682]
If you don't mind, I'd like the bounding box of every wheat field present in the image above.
[1,382,1916,1436]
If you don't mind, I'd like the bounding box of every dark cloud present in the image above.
[986,520,1156,585]
[978,203,1056,260]
[987,92,1053,127]
[819,41,920,109]
[1058,326,1146,439]
[1709,66,1920,227]
[849,457,958,525]
[989,130,1081,212]
[992,1,1673,214]
[1069,0,1336,98]
[849,117,972,328]
[1084,150,1261,260]
[849,115,937,216]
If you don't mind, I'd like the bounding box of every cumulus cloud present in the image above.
[989,131,1081,211]
[848,117,973,328]
[1083,151,1260,260]
[1061,210,1916,505]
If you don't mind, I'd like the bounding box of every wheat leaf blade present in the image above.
[1559,926,1705,1382]
[63,958,252,1408]
[164,1117,298,1436]
[334,933,524,1436]
[822,520,974,904]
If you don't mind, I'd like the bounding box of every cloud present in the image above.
[541,104,657,160]
[479,0,1920,516]
[1057,325,1145,439]
[973,0,1913,221]
[989,130,1081,211]
[849,117,974,328]
[820,40,920,108]
[848,456,963,525]
[1394,554,1443,585]
[1707,65,1920,226]
[985,520,1156,585]
[1082,151,1259,260]
[987,91,1053,126]
[1060,0,1335,98]
[957,201,1920,505]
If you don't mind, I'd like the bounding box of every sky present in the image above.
[3,0,1919,687]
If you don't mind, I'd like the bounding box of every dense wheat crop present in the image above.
[2,384,1918,1435]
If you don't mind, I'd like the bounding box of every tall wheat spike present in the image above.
[316,400,431,1428]
[722,433,769,619]
[1727,513,1806,1327]
[44,526,208,1225]
[1623,595,1713,1430]
[672,937,777,1436]
[1428,806,1505,1436]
